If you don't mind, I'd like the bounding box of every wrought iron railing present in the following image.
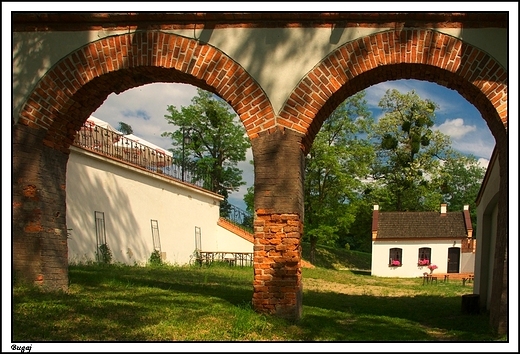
[196,251,253,267]
[219,203,253,233]
[73,120,209,189]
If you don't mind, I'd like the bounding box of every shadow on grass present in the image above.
[300,289,496,341]
[70,264,253,305]
[13,264,499,342]
[13,265,255,341]
[349,269,371,276]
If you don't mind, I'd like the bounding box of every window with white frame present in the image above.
[389,248,402,267]
[150,219,161,253]
[418,247,431,266]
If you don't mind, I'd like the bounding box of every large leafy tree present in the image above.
[369,89,453,211]
[162,88,250,210]
[365,88,485,230]
[304,91,375,262]
[343,90,485,251]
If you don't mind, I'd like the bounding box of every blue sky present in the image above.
[91,79,497,211]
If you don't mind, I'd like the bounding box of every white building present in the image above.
[66,116,253,266]
[473,147,500,310]
[371,204,475,278]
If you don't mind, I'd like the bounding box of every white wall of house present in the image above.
[66,146,252,266]
[371,240,467,278]
[214,226,254,252]
[460,252,476,273]
[474,153,500,309]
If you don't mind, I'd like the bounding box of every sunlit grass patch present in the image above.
[12,263,501,342]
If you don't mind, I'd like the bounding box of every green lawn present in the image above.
[12,262,505,345]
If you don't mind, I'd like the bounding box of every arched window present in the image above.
[418,247,431,266]
[389,248,402,266]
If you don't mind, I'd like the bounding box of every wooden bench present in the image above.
[422,273,438,285]
[434,273,474,285]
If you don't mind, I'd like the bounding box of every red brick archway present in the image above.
[13,28,508,329]
[13,32,274,291]
[277,29,507,151]
[16,31,275,153]
[251,29,508,326]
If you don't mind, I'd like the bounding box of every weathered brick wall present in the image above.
[252,129,305,214]
[13,124,69,290]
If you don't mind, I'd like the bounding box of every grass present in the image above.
[12,261,505,344]
[301,242,372,270]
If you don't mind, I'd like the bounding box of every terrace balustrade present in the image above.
[73,120,208,189]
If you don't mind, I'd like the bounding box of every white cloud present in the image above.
[432,118,495,159]
[92,83,255,208]
[477,158,489,170]
[92,83,199,151]
[434,118,477,139]
[451,138,495,160]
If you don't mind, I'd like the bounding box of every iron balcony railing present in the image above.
[196,251,253,267]
[219,203,253,234]
[73,120,209,189]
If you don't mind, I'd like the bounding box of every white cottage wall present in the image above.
[371,240,464,278]
[66,146,237,266]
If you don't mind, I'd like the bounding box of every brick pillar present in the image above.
[12,124,69,291]
[251,129,305,321]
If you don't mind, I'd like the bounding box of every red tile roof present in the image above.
[374,210,469,239]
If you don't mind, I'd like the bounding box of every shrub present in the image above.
[148,250,163,266]
[97,243,113,264]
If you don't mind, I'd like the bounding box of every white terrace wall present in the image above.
[214,225,254,253]
[371,240,470,278]
[474,153,500,309]
[66,146,251,266]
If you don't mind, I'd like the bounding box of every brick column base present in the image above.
[253,212,303,320]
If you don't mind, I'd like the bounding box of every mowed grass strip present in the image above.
[13,262,502,342]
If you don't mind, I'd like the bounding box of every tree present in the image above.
[304,91,375,263]
[162,88,250,208]
[369,89,452,211]
[435,152,486,229]
[117,121,134,135]
[345,89,488,247]
[244,185,254,216]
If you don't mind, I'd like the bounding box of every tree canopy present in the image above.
[162,88,250,208]
[304,91,375,262]
[300,88,486,255]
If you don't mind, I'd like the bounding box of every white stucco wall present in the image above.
[474,153,500,308]
[214,225,254,253]
[66,146,252,266]
[371,240,468,278]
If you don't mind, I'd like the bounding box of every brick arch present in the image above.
[16,31,275,153]
[278,29,508,153]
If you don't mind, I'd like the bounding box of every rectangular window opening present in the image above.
[94,211,107,263]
